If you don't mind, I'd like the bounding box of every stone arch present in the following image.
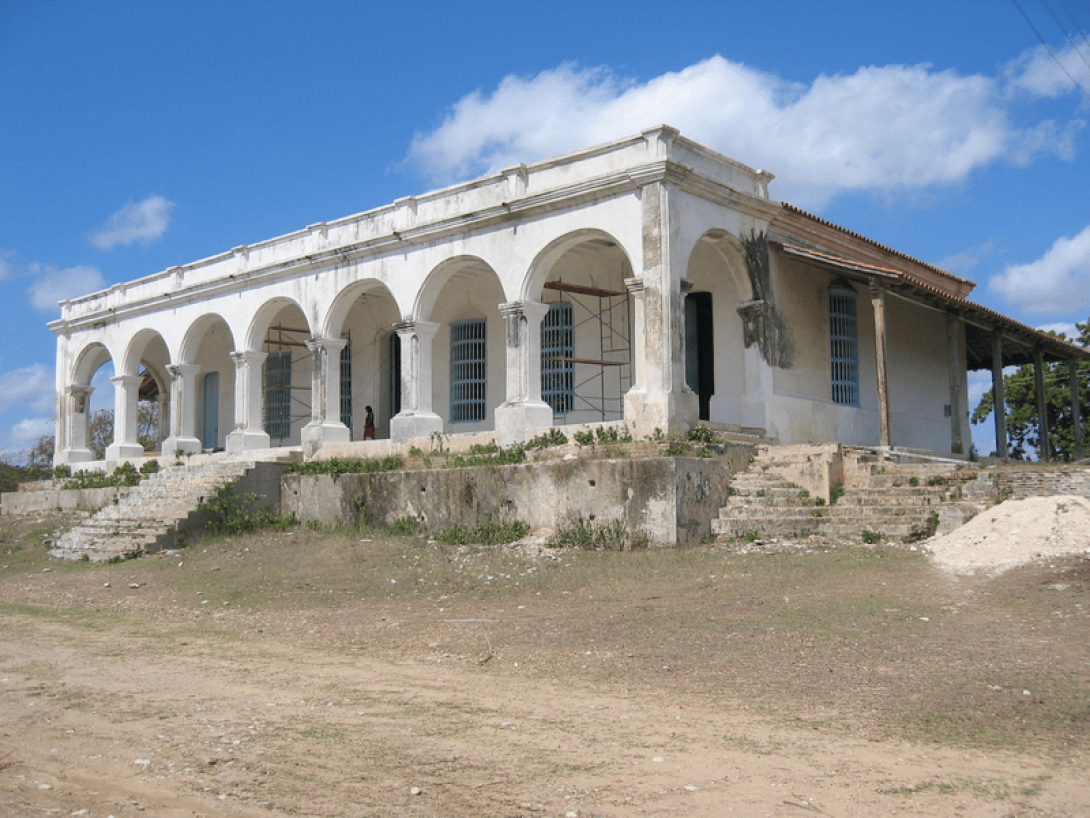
[692,229,754,302]
[413,255,497,323]
[521,229,634,303]
[413,256,506,433]
[72,341,115,388]
[245,297,314,447]
[323,280,402,438]
[684,228,754,427]
[522,230,635,424]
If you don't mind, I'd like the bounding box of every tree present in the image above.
[27,434,54,471]
[972,319,1090,461]
[88,409,113,461]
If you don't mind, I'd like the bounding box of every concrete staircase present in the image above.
[712,446,997,546]
[49,460,257,561]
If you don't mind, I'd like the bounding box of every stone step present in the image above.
[50,459,256,561]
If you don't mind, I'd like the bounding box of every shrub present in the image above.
[388,516,418,536]
[573,430,595,446]
[686,425,720,445]
[552,519,644,551]
[525,429,568,449]
[438,516,528,546]
[862,529,882,544]
[290,456,403,476]
[139,459,160,475]
[206,481,295,535]
[830,482,845,505]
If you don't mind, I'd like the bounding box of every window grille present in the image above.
[450,318,486,422]
[388,332,401,418]
[830,287,860,407]
[264,350,292,439]
[541,304,574,414]
[339,342,352,430]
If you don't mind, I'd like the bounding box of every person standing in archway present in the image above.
[363,405,375,439]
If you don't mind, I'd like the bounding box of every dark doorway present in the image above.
[685,291,714,421]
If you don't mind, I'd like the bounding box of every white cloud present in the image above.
[11,417,53,448]
[407,55,1085,208]
[934,242,996,275]
[989,225,1090,314]
[1036,321,1078,339]
[1003,44,1090,100]
[89,195,175,250]
[0,363,53,415]
[26,263,106,312]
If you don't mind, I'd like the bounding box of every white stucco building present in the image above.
[49,126,1087,466]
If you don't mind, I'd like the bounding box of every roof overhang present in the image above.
[776,243,1089,370]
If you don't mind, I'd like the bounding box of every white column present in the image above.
[226,350,271,454]
[162,363,202,456]
[155,392,168,446]
[494,300,553,446]
[301,336,351,457]
[389,320,443,443]
[106,374,144,461]
[59,384,94,464]
[621,180,697,437]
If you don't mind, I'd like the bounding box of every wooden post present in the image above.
[1071,359,1083,461]
[1033,349,1050,461]
[992,332,1008,459]
[946,312,964,454]
[870,280,891,448]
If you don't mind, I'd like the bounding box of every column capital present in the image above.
[680,278,694,294]
[499,300,549,321]
[166,362,201,379]
[305,335,349,354]
[394,319,440,339]
[624,277,645,296]
[110,374,142,389]
[230,349,268,367]
[66,384,94,397]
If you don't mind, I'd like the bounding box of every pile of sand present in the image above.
[927,495,1090,576]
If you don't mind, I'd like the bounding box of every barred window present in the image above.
[541,304,574,414]
[450,318,486,422]
[264,350,292,439]
[339,342,352,430]
[830,286,859,407]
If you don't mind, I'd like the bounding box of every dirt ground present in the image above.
[1,513,1088,818]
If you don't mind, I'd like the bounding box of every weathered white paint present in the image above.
[50,127,984,465]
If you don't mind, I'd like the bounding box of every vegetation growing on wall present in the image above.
[741,230,793,369]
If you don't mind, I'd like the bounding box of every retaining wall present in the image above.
[282,456,734,546]
[1,485,134,515]
[997,467,1090,501]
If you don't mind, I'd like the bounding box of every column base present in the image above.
[623,388,699,439]
[162,436,201,458]
[301,421,351,458]
[57,448,93,466]
[495,401,555,447]
[105,442,146,462]
[226,428,272,455]
[389,412,443,445]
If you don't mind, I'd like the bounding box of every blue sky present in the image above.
[2,0,1089,459]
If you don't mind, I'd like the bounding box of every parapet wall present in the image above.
[282,456,734,547]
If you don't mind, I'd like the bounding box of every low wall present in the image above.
[1,485,134,516]
[282,457,734,546]
[998,467,1090,501]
